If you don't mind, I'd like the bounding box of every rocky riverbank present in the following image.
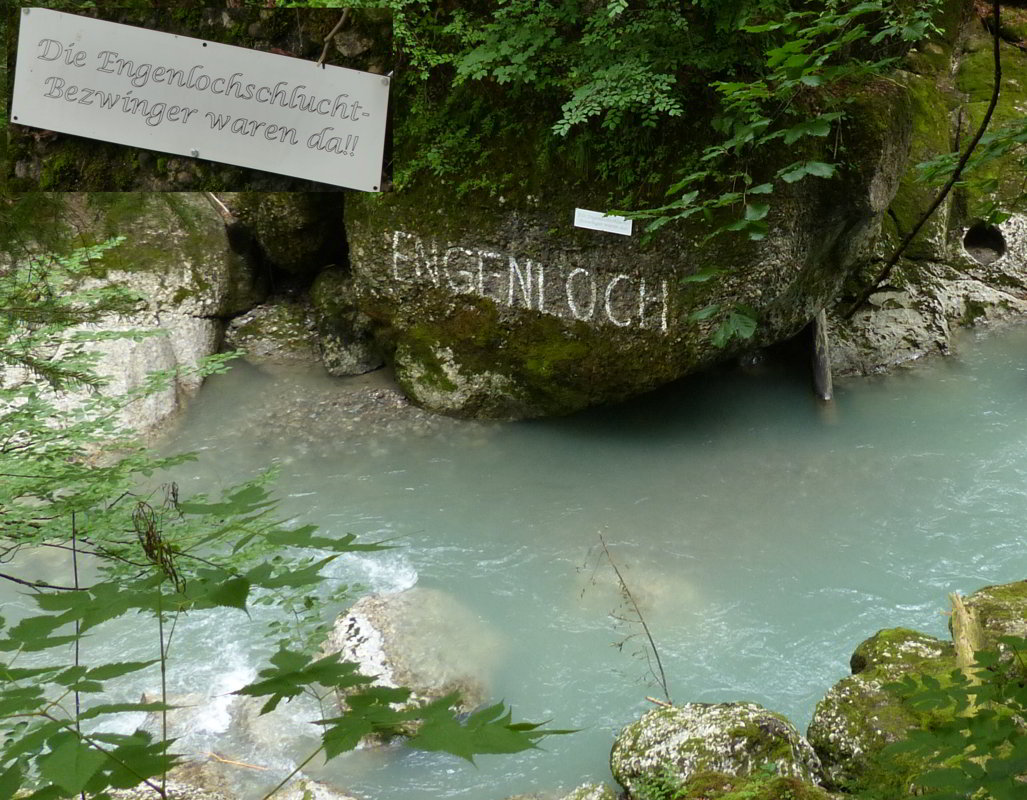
[106,579,1027,800]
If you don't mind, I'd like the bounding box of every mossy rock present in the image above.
[558,784,616,800]
[346,74,913,418]
[224,301,318,364]
[674,771,833,800]
[310,267,383,375]
[227,192,346,277]
[878,71,957,260]
[807,627,957,792]
[610,702,822,800]
[953,28,1027,217]
[4,193,258,318]
[961,579,1027,647]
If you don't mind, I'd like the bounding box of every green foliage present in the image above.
[639,0,944,241]
[879,636,1027,800]
[0,232,568,798]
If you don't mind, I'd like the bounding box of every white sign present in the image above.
[573,208,633,236]
[11,8,390,191]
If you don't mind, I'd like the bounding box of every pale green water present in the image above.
[7,323,1027,799]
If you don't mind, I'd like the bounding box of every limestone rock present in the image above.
[225,301,320,365]
[310,268,383,375]
[109,778,228,800]
[962,579,1027,647]
[345,77,911,419]
[807,628,955,790]
[828,216,1027,376]
[558,784,617,800]
[321,587,503,716]
[610,702,822,799]
[226,193,346,277]
[828,22,1027,376]
[502,785,614,800]
[3,193,258,439]
[277,778,362,800]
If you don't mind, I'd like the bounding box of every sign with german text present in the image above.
[11,8,390,191]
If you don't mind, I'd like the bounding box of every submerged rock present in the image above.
[321,587,503,716]
[610,702,822,799]
[806,627,956,791]
[225,301,320,366]
[277,778,362,800]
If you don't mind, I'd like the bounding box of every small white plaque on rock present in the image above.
[11,8,390,191]
[574,208,633,236]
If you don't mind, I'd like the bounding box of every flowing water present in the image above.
[7,323,1027,799]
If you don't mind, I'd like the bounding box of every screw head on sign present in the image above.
[190,149,199,157]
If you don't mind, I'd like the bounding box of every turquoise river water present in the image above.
[7,322,1027,799]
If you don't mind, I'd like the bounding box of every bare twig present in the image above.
[598,534,672,705]
[207,752,268,771]
[316,10,351,68]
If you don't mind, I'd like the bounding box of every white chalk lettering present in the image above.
[508,256,533,308]
[604,275,632,327]
[388,230,671,333]
[565,268,597,321]
[444,246,478,294]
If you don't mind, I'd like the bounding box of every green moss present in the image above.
[954,35,1027,215]
[676,771,830,800]
[880,73,954,257]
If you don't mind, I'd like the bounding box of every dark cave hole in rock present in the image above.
[963,221,1006,265]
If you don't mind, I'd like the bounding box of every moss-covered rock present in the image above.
[345,74,912,418]
[674,771,833,800]
[310,267,382,375]
[226,193,347,277]
[806,627,957,791]
[224,301,319,365]
[2,193,260,437]
[558,784,617,800]
[610,703,822,800]
[962,579,1027,647]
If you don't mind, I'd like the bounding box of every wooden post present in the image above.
[812,309,833,402]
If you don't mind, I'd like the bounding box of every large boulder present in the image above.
[224,301,321,366]
[225,193,347,277]
[344,77,913,419]
[310,268,383,376]
[828,22,1027,375]
[610,702,822,800]
[806,627,956,792]
[961,579,1027,647]
[4,193,259,438]
[320,587,503,716]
